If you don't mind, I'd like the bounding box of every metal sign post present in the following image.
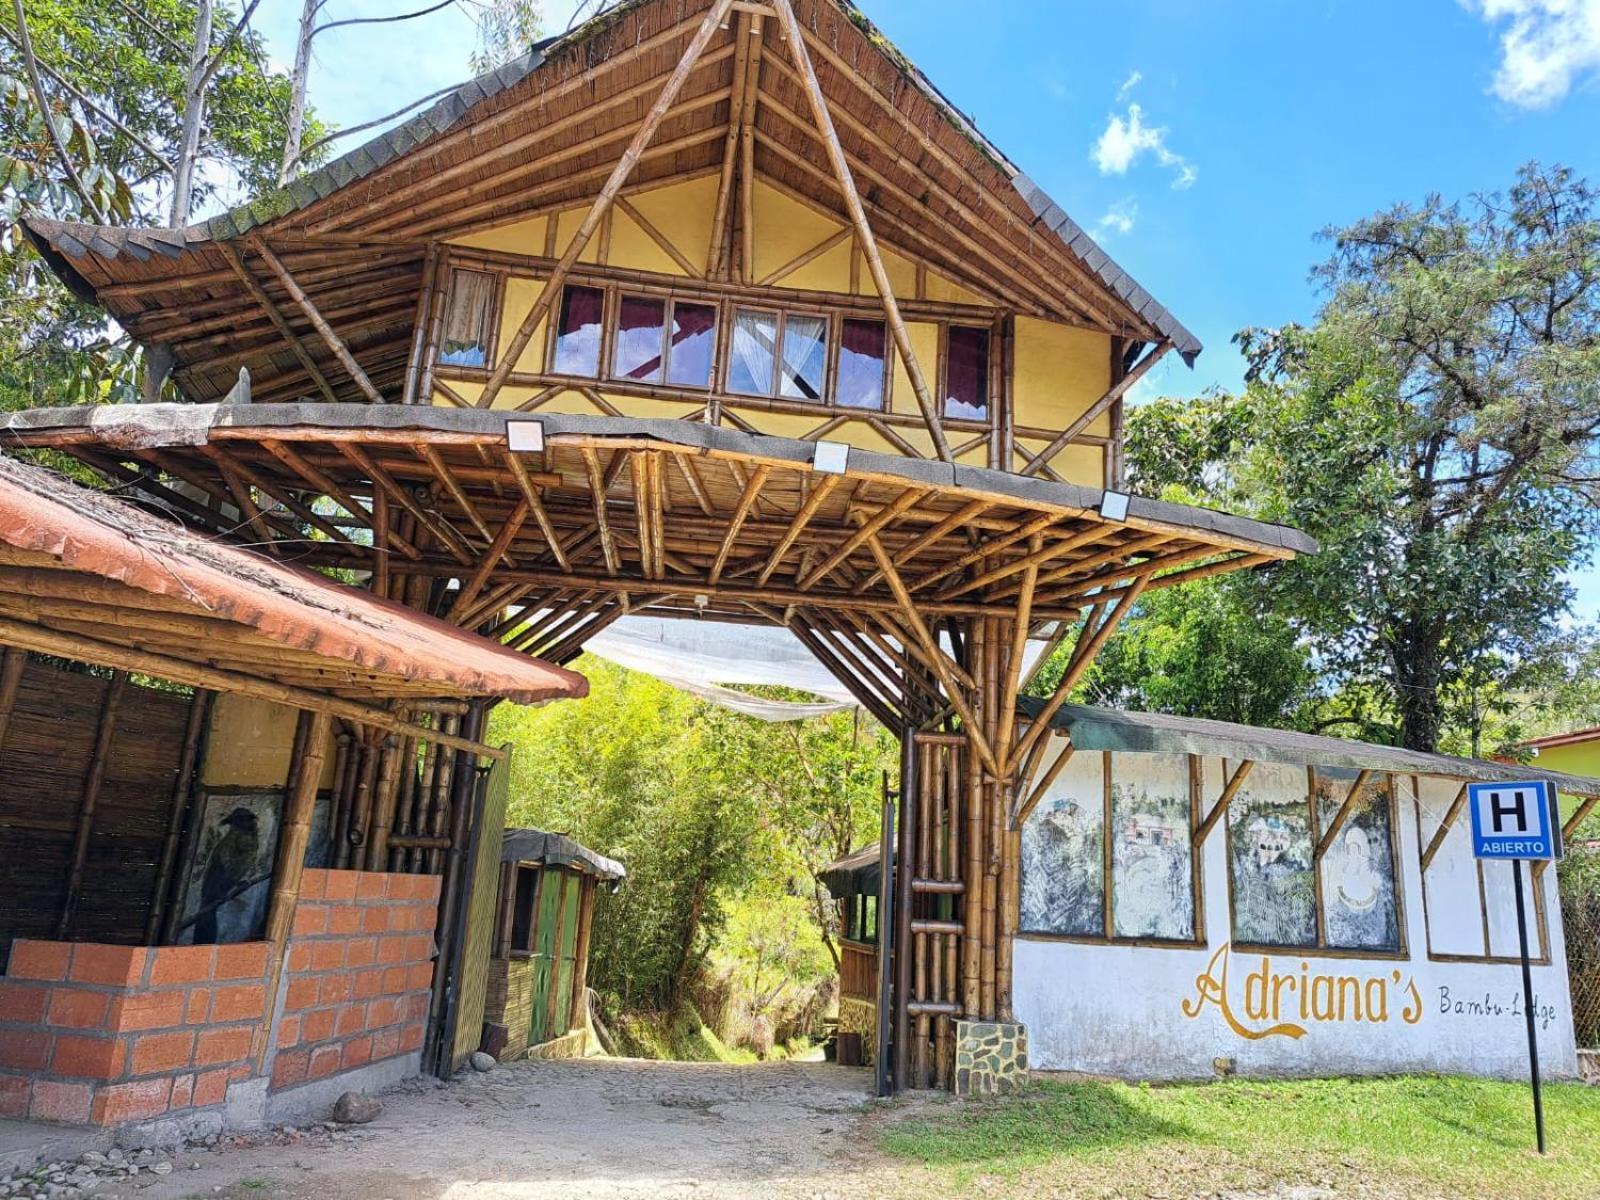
[1468,779,1563,1155]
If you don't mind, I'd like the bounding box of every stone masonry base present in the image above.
[953,1020,1028,1096]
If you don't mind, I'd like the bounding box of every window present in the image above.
[552,284,604,377]
[729,308,828,401]
[667,302,717,388]
[510,865,539,954]
[842,892,879,944]
[439,269,495,368]
[836,318,887,410]
[944,325,989,420]
[1020,750,1201,944]
[608,295,718,389]
[1226,764,1403,955]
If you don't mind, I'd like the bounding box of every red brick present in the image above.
[210,984,266,1023]
[193,1067,234,1107]
[355,873,390,901]
[194,1025,253,1066]
[130,1030,195,1076]
[403,935,433,962]
[29,1080,93,1125]
[335,1003,368,1037]
[344,938,377,968]
[93,1077,172,1124]
[318,974,353,1006]
[117,989,183,1031]
[51,1034,124,1080]
[399,1022,424,1052]
[353,969,384,1000]
[0,1075,29,1119]
[367,997,399,1029]
[302,1007,336,1044]
[328,905,363,936]
[185,988,212,1024]
[271,1047,309,1089]
[360,907,390,934]
[46,988,109,1030]
[168,1072,194,1111]
[321,871,358,901]
[0,980,48,1023]
[291,904,327,937]
[406,963,434,991]
[148,945,214,987]
[285,977,320,1013]
[68,944,146,987]
[311,940,346,971]
[276,1015,301,1049]
[298,871,327,901]
[214,943,270,980]
[380,967,409,993]
[287,943,314,973]
[307,1043,341,1080]
[388,874,423,901]
[0,1029,51,1073]
[414,875,441,903]
[370,1027,401,1061]
[341,1035,373,1069]
[9,940,71,982]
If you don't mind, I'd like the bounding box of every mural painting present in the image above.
[174,790,282,945]
[1111,755,1196,941]
[1021,753,1105,937]
[1316,771,1401,952]
[1228,763,1316,948]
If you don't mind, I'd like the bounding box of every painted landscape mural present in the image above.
[1228,763,1317,948]
[1110,755,1196,941]
[1021,753,1106,937]
[1316,771,1401,952]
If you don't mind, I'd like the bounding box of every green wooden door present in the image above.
[527,867,563,1046]
[549,873,581,1039]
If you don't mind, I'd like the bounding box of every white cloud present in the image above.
[1467,0,1600,107]
[1091,102,1196,189]
[1117,70,1142,100]
[1094,197,1138,238]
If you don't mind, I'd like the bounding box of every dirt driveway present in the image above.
[109,1058,913,1200]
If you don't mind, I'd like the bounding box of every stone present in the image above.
[150,1165,172,1177]
[331,1092,383,1125]
[470,1052,496,1073]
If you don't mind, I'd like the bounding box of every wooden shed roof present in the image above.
[24,0,1200,408]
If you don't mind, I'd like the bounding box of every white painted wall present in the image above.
[1015,743,1579,1081]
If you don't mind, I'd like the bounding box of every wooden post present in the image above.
[58,670,127,938]
[478,0,737,409]
[769,0,952,463]
[146,689,214,943]
[250,238,386,404]
[217,243,340,404]
[257,709,333,1070]
[893,722,918,1090]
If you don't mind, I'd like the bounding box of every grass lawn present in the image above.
[877,1075,1600,1198]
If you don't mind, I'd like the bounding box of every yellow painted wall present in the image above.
[200,694,336,790]
[443,176,1119,485]
[1527,739,1600,829]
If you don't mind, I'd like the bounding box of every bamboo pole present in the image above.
[0,646,25,750]
[257,710,333,1070]
[477,0,738,409]
[146,689,214,943]
[58,670,128,937]
[1019,344,1170,477]
[769,0,951,463]
[216,243,340,403]
[250,238,385,404]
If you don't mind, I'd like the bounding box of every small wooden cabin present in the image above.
[819,843,884,1065]
[485,829,625,1060]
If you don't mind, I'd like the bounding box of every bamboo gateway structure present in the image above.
[10,0,1320,1095]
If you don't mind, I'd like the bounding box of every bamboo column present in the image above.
[146,689,214,943]
[257,709,333,1070]
[58,670,128,938]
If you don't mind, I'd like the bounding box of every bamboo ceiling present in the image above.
[1,405,1312,730]
[24,0,1199,413]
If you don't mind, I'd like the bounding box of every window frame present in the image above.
[437,267,500,370]
[1224,765,1410,962]
[1017,751,1206,949]
[546,281,607,380]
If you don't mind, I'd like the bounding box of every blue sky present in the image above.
[248,0,1600,618]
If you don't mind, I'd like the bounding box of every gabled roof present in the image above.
[0,452,587,707]
[25,0,1200,408]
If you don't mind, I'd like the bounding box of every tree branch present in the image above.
[197,0,263,92]
[284,79,465,174]
[8,0,106,222]
[312,0,455,37]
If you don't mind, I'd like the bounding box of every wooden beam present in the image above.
[333,442,475,566]
[799,487,923,590]
[418,443,496,547]
[755,474,838,585]
[1419,782,1471,873]
[477,0,738,409]
[249,238,385,404]
[505,451,571,571]
[710,463,772,584]
[1315,770,1374,860]
[1014,740,1073,829]
[1192,760,1255,849]
[615,195,700,278]
[769,0,952,463]
[216,243,339,403]
[582,449,622,575]
[260,439,420,561]
[1021,344,1169,477]
[940,526,1107,601]
[58,670,127,937]
[446,500,529,622]
[1565,794,1600,841]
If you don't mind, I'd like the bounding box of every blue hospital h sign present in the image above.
[1469,780,1561,861]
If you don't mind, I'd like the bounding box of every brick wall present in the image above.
[484,957,534,1060]
[269,869,441,1093]
[0,940,268,1126]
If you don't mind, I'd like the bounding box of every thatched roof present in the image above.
[24,0,1200,409]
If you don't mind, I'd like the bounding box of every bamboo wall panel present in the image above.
[449,748,513,1071]
[0,657,193,945]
